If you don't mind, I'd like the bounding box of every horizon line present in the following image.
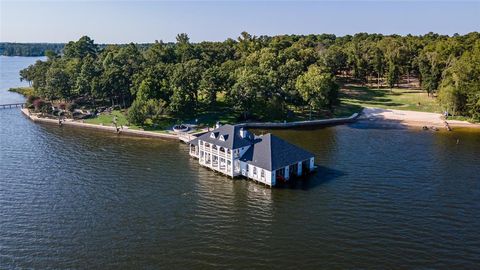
[2,31,479,44]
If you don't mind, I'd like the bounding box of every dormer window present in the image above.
[219,134,228,141]
[210,132,219,139]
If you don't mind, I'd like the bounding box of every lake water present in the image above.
[1,57,480,269]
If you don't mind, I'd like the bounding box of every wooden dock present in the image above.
[0,103,25,109]
[178,130,209,143]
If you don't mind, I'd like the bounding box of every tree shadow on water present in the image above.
[275,166,345,191]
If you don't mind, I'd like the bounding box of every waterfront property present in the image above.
[188,124,315,186]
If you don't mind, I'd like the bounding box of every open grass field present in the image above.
[84,110,175,133]
[84,110,129,126]
[339,84,441,113]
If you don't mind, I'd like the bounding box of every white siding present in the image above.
[194,139,312,187]
[242,163,273,186]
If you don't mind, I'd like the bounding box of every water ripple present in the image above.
[1,108,480,268]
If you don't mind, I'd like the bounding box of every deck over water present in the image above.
[0,103,25,109]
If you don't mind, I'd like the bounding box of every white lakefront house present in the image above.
[188,124,315,186]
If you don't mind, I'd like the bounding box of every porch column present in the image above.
[217,147,220,170]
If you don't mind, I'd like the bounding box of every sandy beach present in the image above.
[361,107,480,129]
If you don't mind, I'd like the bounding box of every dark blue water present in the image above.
[1,57,480,269]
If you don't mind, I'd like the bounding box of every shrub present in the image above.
[127,99,147,126]
[26,95,39,106]
[66,102,77,112]
[40,102,53,114]
[33,99,45,112]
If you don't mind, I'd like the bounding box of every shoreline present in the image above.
[21,107,480,141]
[21,108,179,140]
[21,108,362,139]
[360,107,480,130]
[238,113,359,128]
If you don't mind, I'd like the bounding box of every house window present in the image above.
[261,169,265,178]
[253,167,257,175]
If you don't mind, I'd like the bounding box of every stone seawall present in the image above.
[237,113,359,129]
[21,108,179,140]
[21,109,361,141]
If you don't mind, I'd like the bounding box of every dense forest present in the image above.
[0,43,65,56]
[19,32,480,126]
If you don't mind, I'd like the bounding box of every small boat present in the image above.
[173,124,189,132]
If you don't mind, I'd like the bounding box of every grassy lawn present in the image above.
[84,110,176,133]
[84,110,129,126]
[193,101,239,125]
[339,84,441,113]
[8,87,36,96]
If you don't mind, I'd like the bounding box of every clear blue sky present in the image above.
[1,1,479,43]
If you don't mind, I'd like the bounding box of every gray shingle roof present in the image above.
[189,137,199,146]
[191,124,253,149]
[240,134,314,171]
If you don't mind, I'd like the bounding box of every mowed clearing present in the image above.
[339,84,441,113]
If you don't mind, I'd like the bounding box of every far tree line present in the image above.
[19,32,480,125]
[0,43,65,57]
